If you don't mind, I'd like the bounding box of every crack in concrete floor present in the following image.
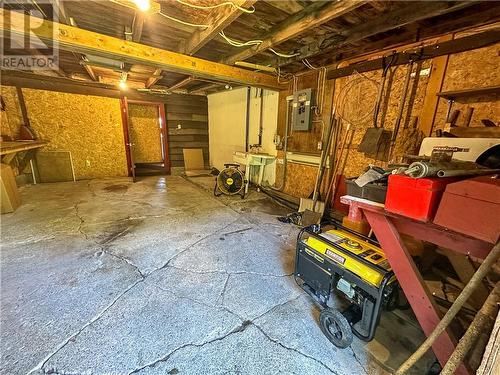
[3,176,393,375]
[28,278,144,375]
[30,216,247,374]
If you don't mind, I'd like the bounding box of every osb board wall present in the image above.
[275,155,331,199]
[276,63,429,197]
[128,103,162,163]
[277,70,335,154]
[1,86,128,179]
[166,94,209,168]
[434,43,500,132]
[334,61,430,177]
[1,86,23,140]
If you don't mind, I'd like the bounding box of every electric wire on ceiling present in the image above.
[218,31,300,58]
[176,0,255,14]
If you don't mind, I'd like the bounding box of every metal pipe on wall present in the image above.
[271,96,293,191]
[258,88,264,147]
[245,86,250,152]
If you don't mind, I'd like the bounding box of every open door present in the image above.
[120,98,136,182]
[121,99,169,180]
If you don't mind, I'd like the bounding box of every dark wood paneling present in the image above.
[165,94,209,169]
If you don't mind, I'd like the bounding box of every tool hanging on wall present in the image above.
[358,53,397,160]
[388,61,414,160]
[299,109,336,223]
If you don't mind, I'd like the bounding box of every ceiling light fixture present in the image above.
[134,0,151,12]
[118,72,128,89]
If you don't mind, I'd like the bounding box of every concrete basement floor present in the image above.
[1,176,436,375]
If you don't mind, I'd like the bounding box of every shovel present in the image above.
[299,116,337,223]
[358,54,397,160]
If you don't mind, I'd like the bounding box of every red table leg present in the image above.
[363,210,470,375]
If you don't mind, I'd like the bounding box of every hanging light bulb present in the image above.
[118,72,128,89]
[133,0,150,12]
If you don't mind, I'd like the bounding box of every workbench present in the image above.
[1,140,48,182]
[340,195,493,375]
[1,140,47,161]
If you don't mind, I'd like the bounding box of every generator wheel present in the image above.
[319,308,353,349]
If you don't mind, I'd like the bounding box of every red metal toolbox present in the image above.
[434,176,500,243]
[385,174,457,222]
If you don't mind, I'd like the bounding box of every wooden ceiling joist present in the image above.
[222,0,367,65]
[277,1,474,67]
[168,76,195,91]
[178,0,257,56]
[189,82,222,94]
[326,27,500,80]
[145,68,163,88]
[1,69,167,101]
[0,9,281,90]
[56,2,97,81]
[131,12,145,43]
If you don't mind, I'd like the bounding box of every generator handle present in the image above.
[299,226,389,275]
[321,218,380,247]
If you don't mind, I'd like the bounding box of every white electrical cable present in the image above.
[268,48,300,58]
[302,58,321,70]
[176,0,255,14]
[219,32,299,58]
[219,31,262,47]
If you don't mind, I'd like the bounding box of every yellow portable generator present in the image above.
[295,221,397,348]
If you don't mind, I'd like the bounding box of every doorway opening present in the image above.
[121,99,170,180]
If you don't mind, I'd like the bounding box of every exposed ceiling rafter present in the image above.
[222,0,366,65]
[276,0,474,68]
[54,0,97,81]
[168,76,195,91]
[178,0,257,56]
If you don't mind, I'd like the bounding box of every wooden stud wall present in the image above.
[165,94,209,168]
[433,40,500,133]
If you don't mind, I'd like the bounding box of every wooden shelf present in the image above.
[437,85,500,102]
[0,140,48,156]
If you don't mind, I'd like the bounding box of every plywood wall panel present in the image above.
[21,89,128,179]
[128,104,163,164]
[434,44,500,132]
[1,86,128,179]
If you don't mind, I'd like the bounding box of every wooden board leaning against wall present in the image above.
[275,27,500,200]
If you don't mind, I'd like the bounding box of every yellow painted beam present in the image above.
[0,9,281,90]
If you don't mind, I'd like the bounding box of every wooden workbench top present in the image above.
[0,140,48,156]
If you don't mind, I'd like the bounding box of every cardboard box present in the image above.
[1,163,21,213]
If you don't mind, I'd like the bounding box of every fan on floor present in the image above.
[214,163,246,199]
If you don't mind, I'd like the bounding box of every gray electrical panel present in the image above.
[292,88,313,131]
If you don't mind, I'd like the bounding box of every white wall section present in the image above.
[208,87,279,185]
